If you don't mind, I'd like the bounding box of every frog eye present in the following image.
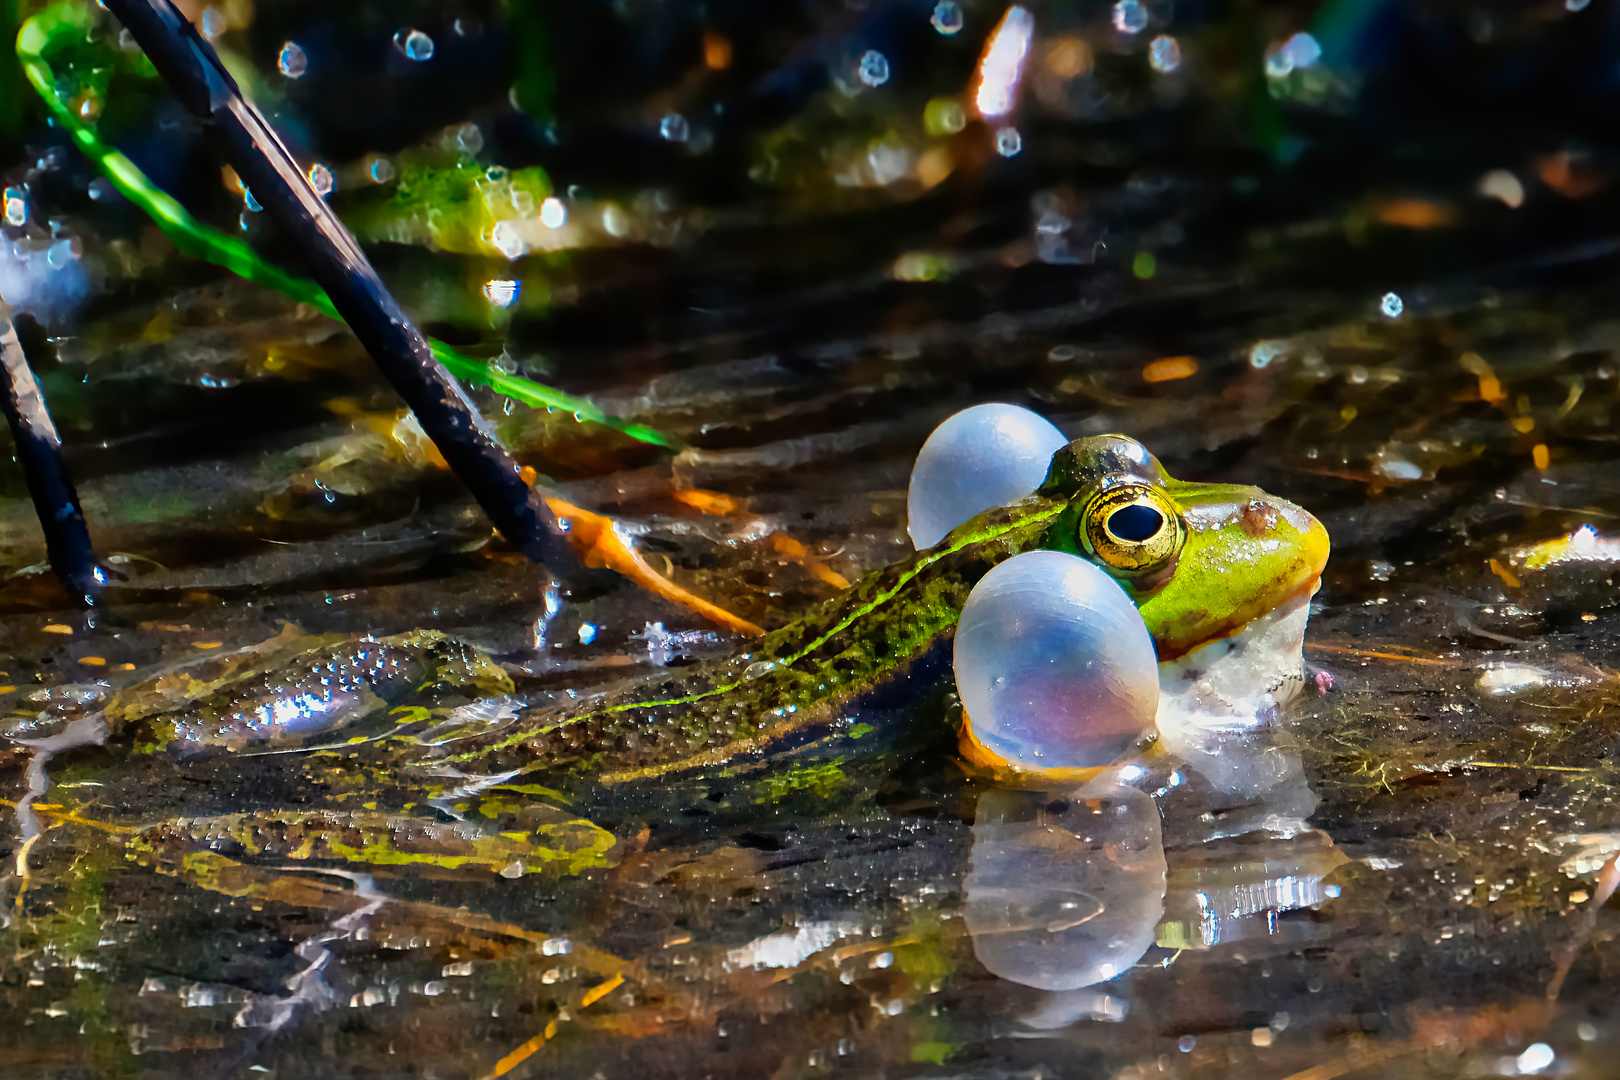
[1079,484,1184,575]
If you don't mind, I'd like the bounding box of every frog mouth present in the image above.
[1146,492,1330,662]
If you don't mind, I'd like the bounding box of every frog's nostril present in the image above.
[1108,504,1164,542]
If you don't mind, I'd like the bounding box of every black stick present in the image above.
[99,0,575,570]
[0,306,102,606]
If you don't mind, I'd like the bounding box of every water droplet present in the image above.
[659,113,690,143]
[242,187,262,213]
[1111,0,1148,35]
[995,126,1023,157]
[925,98,967,135]
[3,188,27,227]
[489,220,528,260]
[1249,340,1287,368]
[1266,32,1321,79]
[86,178,115,203]
[369,157,395,184]
[858,50,890,87]
[577,623,598,645]
[1379,291,1404,319]
[1283,32,1321,69]
[1148,34,1181,73]
[540,196,568,229]
[395,28,435,62]
[307,163,335,198]
[1516,1044,1555,1074]
[931,0,964,35]
[483,279,521,308]
[277,41,308,78]
[1178,1036,1197,1053]
[448,122,483,156]
[1479,169,1523,208]
[199,6,227,40]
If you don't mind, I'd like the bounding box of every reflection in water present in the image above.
[967,690,1343,996]
[9,711,109,843]
[1155,718,1318,841]
[1019,988,1130,1029]
[134,869,390,1034]
[234,869,389,1030]
[1157,829,1347,951]
[1153,706,1344,952]
[964,776,1166,992]
[0,710,109,929]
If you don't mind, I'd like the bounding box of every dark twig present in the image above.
[98,0,576,570]
[0,305,102,605]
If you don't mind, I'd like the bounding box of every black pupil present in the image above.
[1108,504,1164,542]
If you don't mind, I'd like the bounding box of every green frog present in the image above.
[37,434,1328,884]
[117,435,1327,778]
[436,434,1328,787]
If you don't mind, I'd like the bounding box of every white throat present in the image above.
[1155,588,1313,732]
[1149,588,1318,833]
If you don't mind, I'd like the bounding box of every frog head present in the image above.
[1037,434,1330,662]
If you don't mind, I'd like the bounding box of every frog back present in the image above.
[455,496,1066,784]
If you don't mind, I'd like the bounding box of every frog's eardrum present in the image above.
[954,550,1159,770]
[907,403,1067,549]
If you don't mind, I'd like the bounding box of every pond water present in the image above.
[5,1,1620,1077]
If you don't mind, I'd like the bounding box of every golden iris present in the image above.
[1079,483,1184,575]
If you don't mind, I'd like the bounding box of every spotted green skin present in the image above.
[443,435,1330,784]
